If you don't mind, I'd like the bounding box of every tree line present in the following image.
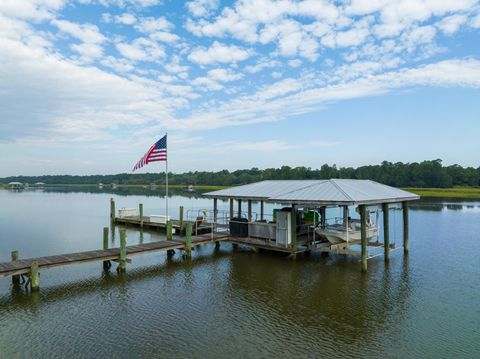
[1,160,479,188]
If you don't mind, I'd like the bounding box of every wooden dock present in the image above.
[0,232,229,279]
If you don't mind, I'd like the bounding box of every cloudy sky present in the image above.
[1,0,479,176]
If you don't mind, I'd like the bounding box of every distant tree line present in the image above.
[1,160,479,188]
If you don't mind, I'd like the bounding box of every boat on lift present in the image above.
[315,221,379,244]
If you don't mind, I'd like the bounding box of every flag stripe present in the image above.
[132,135,167,171]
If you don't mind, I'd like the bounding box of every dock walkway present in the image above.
[0,232,229,278]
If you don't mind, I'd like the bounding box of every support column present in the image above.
[247,200,252,222]
[382,203,390,262]
[260,201,264,221]
[184,222,192,258]
[320,206,326,228]
[237,199,242,218]
[290,205,297,260]
[30,260,39,291]
[213,198,218,226]
[110,198,116,222]
[179,206,184,233]
[103,227,110,270]
[403,201,409,255]
[229,198,234,220]
[118,228,126,273]
[166,220,173,240]
[11,251,20,285]
[360,205,367,272]
[139,203,144,228]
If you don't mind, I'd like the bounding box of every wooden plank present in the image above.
[0,235,230,277]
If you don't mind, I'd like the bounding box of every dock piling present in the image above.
[103,227,111,270]
[110,198,116,222]
[179,206,184,232]
[118,229,127,272]
[30,260,39,291]
[11,251,20,285]
[184,222,192,258]
[139,203,144,228]
[403,201,409,255]
[360,205,367,272]
[229,198,234,219]
[382,203,390,262]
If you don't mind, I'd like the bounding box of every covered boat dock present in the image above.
[204,179,419,272]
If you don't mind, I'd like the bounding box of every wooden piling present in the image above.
[260,200,264,221]
[360,205,367,272]
[382,203,390,262]
[184,222,192,258]
[30,260,39,291]
[118,229,126,272]
[11,251,20,285]
[179,206,184,232]
[110,198,115,222]
[237,199,242,217]
[229,198,234,219]
[139,203,144,228]
[403,201,409,254]
[103,227,110,270]
[166,220,173,240]
[247,200,252,222]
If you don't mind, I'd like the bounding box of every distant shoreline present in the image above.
[1,183,480,199]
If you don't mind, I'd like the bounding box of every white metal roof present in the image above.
[203,179,419,205]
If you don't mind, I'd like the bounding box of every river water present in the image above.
[0,188,479,358]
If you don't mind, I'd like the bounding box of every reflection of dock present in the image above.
[0,231,229,287]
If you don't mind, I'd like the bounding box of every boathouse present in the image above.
[7,182,24,189]
[204,179,419,271]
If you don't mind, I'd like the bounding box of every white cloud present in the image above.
[71,42,103,59]
[437,14,468,35]
[188,41,252,65]
[101,55,134,72]
[186,0,219,17]
[0,0,66,21]
[175,59,480,131]
[0,35,181,143]
[116,37,165,62]
[135,16,173,33]
[103,12,137,25]
[52,19,106,44]
[207,68,243,81]
[244,58,280,73]
[150,31,180,43]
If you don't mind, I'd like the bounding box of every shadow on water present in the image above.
[221,247,412,351]
[0,246,232,312]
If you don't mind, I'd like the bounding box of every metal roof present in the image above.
[203,179,419,205]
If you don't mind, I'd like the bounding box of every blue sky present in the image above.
[0,0,479,176]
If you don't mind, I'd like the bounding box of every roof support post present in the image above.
[360,205,367,273]
[403,201,409,255]
[237,199,242,218]
[247,200,252,222]
[260,201,264,221]
[213,198,218,227]
[382,203,390,262]
[229,198,234,220]
[320,206,326,228]
[290,205,297,260]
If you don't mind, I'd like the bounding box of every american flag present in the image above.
[132,135,167,172]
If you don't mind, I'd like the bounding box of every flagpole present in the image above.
[165,132,168,220]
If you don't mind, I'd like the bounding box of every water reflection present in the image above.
[38,186,206,198]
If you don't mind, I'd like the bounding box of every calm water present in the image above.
[0,188,479,358]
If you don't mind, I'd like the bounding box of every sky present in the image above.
[0,0,479,176]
